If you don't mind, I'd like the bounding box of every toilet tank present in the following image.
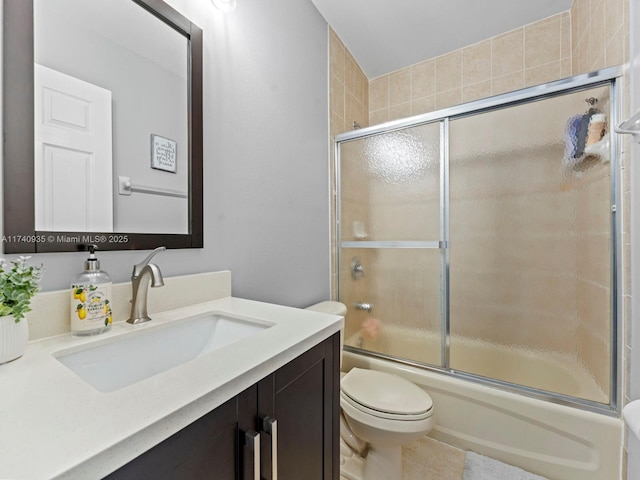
[305,301,346,367]
[305,301,347,316]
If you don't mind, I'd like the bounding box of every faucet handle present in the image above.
[132,246,166,277]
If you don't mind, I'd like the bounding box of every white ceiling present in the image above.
[311,0,574,79]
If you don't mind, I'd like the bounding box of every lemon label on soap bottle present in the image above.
[70,245,113,336]
[70,283,113,333]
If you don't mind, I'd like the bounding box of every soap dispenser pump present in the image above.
[70,245,113,336]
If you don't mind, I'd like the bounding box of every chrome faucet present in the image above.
[127,246,166,324]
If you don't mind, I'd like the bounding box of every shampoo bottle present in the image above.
[70,245,113,336]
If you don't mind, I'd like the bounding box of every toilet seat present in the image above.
[341,368,433,421]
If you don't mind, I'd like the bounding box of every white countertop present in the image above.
[0,297,343,480]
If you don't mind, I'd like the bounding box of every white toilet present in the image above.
[305,301,435,480]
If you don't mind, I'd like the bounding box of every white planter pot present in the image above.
[0,315,29,364]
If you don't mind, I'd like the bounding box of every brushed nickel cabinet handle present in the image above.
[262,416,278,480]
[245,430,260,480]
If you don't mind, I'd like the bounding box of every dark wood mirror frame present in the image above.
[2,0,203,253]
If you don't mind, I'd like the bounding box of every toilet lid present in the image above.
[341,368,433,417]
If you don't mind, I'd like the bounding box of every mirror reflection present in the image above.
[34,0,189,234]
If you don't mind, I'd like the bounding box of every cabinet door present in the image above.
[105,386,257,480]
[103,334,339,480]
[257,334,339,480]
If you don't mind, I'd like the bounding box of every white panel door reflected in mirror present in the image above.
[34,64,113,232]
[34,0,189,234]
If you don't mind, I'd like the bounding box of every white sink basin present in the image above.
[55,313,271,392]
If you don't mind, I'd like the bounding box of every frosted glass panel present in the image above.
[339,122,441,241]
[340,248,441,366]
[449,85,611,404]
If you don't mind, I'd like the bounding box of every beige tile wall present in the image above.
[368,12,572,126]
[329,28,370,299]
[571,0,628,74]
[330,28,369,134]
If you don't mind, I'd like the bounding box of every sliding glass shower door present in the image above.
[448,85,612,404]
[338,122,443,367]
[336,69,619,411]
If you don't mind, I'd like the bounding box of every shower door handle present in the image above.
[262,416,278,480]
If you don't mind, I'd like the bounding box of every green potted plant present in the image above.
[0,256,43,364]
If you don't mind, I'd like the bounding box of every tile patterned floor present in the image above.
[402,436,466,480]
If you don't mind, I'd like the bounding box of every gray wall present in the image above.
[2,0,331,308]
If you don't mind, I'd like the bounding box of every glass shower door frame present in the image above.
[335,66,622,415]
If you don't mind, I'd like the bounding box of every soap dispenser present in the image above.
[70,245,112,336]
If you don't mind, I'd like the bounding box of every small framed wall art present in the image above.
[150,134,177,173]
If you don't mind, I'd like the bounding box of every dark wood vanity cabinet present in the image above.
[106,333,339,480]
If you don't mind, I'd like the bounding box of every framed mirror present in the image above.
[3,0,203,253]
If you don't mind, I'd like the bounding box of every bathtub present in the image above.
[343,334,623,480]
